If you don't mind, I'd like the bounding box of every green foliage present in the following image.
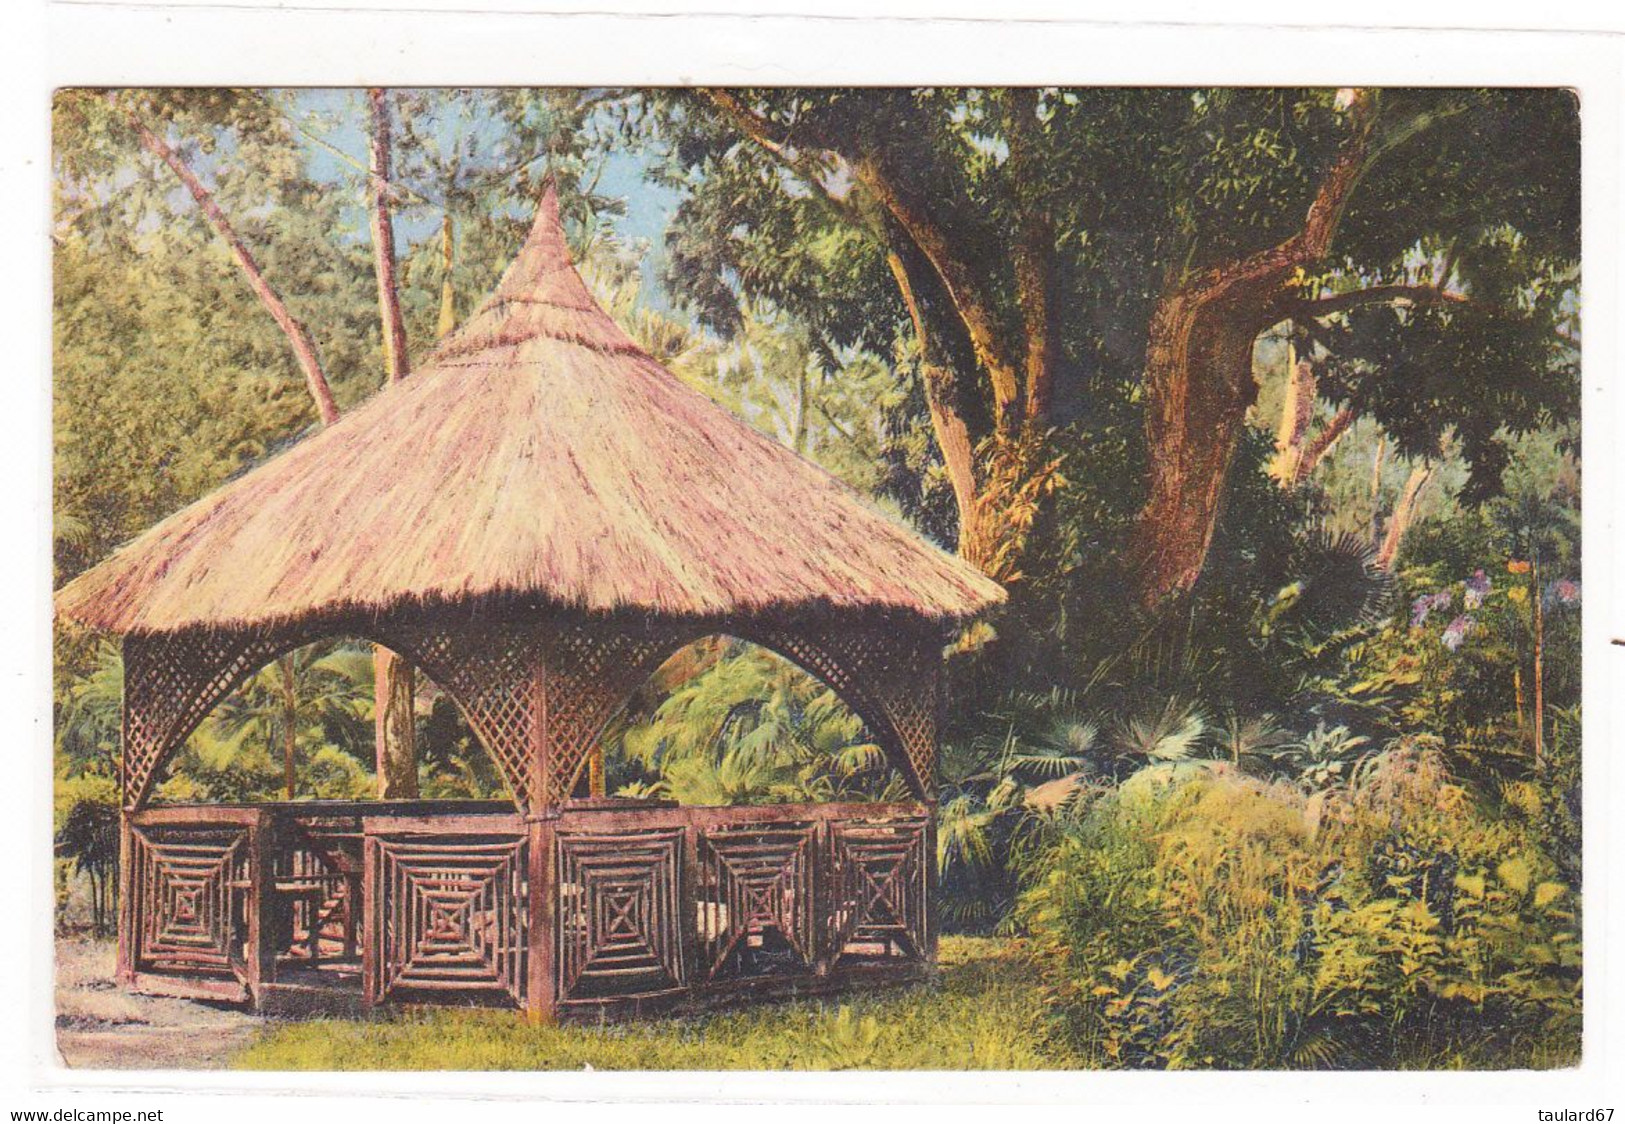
[156,642,374,803]
[1013,747,1580,1069]
[1265,723,1373,791]
[54,640,124,778]
[53,773,121,936]
[605,637,907,806]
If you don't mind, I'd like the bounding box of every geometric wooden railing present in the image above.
[550,802,934,1019]
[364,818,529,1008]
[122,806,270,1004]
[127,821,253,979]
[121,799,934,1021]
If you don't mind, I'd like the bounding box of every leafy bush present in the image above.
[54,772,120,935]
[1014,746,1580,1069]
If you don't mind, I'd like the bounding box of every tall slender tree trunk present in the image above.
[366,87,420,799]
[124,102,340,426]
[791,363,810,455]
[1376,462,1434,572]
[1531,550,1546,768]
[1368,435,1388,541]
[1514,664,1527,739]
[1268,344,1360,487]
[368,88,411,385]
[438,212,458,337]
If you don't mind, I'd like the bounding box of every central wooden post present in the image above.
[524,654,558,1024]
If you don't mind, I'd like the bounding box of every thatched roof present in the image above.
[55,185,1005,635]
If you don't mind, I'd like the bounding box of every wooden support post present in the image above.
[924,805,940,965]
[343,872,361,959]
[679,820,701,996]
[115,815,136,985]
[244,810,276,1010]
[812,817,831,977]
[361,834,382,1009]
[523,648,559,1023]
[525,815,557,1024]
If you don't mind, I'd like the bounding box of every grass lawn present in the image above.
[232,936,1078,1070]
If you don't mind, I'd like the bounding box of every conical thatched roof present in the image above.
[56,185,1004,635]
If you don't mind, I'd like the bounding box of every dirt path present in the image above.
[55,938,265,1070]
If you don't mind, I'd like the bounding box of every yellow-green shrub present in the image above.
[1014,747,1580,1069]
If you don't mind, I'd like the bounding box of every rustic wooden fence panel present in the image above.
[122,800,933,1019]
[363,824,529,1008]
[552,802,933,1017]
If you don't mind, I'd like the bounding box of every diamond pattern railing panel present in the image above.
[366,832,529,1007]
[128,823,252,979]
[554,827,687,1003]
[825,815,931,965]
[696,820,817,980]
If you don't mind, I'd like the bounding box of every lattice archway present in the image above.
[567,620,943,804]
[121,611,944,815]
[119,622,537,813]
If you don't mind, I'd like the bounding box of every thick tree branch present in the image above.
[1188,89,1380,311]
[260,91,437,209]
[701,88,1026,433]
[123,101,340,427]
[698,89,867,228]
[1292,405,1359,483]
[851,157,1024,432]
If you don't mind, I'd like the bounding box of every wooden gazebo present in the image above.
[54,185,1004,1022]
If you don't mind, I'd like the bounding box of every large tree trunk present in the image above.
[1128,293,1262,604]
[883,246,997,567]
[1127,91,1377,606]
[366,87,420,798]
[124,103,339,426]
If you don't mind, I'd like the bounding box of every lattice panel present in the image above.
[383,619,677,812]
[826,816,930,964]
[749,622,941,798]
[536,626,677,807]
[379,620,544,812]
[697,821,817,981]
[122,629,296,809]
[555,828,687,1002]
[366,833,528,1007]
[129,824,251,978]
